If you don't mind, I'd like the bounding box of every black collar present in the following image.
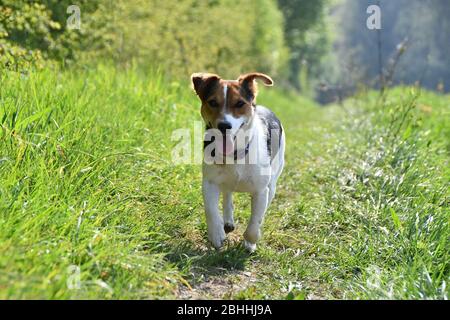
[204,125,251,162]
[233,141,251,161]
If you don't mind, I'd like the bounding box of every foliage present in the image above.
[99,0,288,79]
[0,1,448,300]
[277,0,328,90]
[0,1,59,70]
[335,0,450,92]
[248,0,288,77]
[0,0,288,79]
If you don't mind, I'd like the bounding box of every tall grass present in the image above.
[320,90,449,299]
[0,66,202,298]
[0,66,448,299]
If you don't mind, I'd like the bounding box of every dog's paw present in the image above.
[208,230,226,250]
[244,240,257,253]
[224,223,235,234]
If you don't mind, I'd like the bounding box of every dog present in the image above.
[191,72,285,252]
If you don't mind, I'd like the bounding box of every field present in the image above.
[0,66,448,299]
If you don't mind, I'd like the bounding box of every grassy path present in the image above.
[1,67,448,299]
[170,91,340,300]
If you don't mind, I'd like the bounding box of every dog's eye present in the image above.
[235,101,246,108]
[208,100,219,108]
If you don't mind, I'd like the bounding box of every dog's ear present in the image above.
[191,73,221,101]
[238,72,274,102]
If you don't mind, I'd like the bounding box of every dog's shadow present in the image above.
[164,239,254,282]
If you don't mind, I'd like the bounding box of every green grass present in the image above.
[0,65,448,299]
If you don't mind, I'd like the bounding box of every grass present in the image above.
[0,65,448,299]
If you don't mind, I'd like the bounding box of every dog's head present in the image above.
[191,72,273,156]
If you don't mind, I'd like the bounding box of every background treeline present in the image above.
[1,0,449,98]
[0,0,329,89]
[332,0,450,94]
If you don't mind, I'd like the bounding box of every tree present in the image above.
[334,0,450,92]
[277,0,327,91]
[1,0,288,79]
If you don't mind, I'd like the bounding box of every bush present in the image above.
[0,1,59,70]
[97,0,287,78]
[0,0,288,78]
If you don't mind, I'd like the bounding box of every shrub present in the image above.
[0,0,288,78]
[0,1,59,70]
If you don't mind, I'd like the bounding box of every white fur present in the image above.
[202,105,285,252]
[221,84,246,137]
[224,113,246,136]
[223,85,228,107]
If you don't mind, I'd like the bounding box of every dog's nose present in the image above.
[217,121,232,134]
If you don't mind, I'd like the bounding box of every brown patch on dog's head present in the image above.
[191,73,225,128]
[237,72,273,102]
[191,73,221,102]
[225,82,254,120]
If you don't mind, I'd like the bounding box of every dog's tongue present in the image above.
[217,134,235,156]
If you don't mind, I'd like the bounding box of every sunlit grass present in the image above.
[0,66,448,299]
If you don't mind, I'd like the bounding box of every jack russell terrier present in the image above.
[191,72,285,252]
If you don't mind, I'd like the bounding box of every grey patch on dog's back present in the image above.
[255,106,282,162]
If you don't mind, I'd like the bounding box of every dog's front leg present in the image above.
[223,192,235,233]
[244,187,269,252]
[203,179,226,249]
